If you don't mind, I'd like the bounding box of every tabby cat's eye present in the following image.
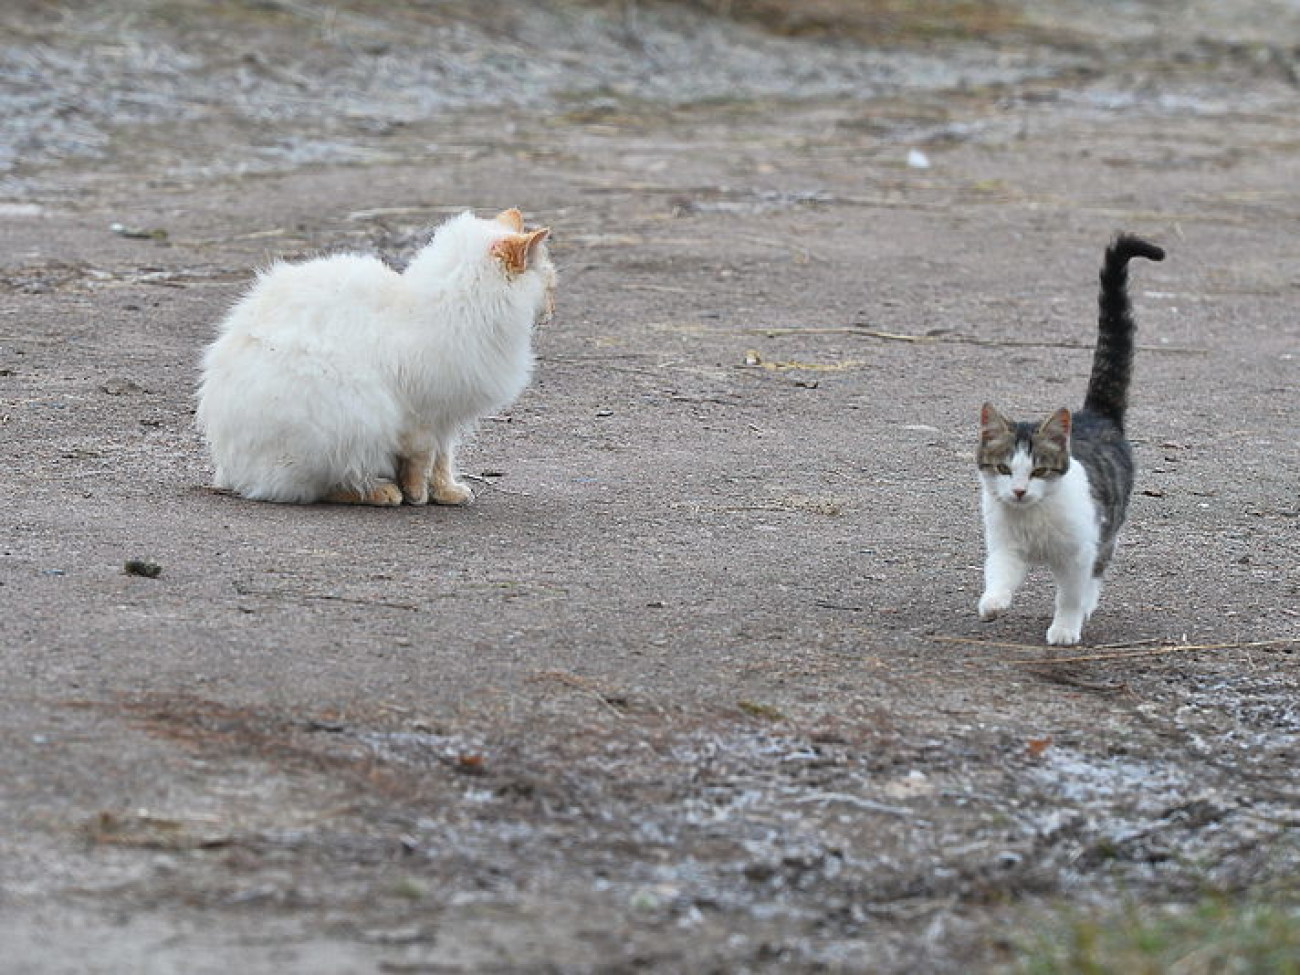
[996,463,1012,475]
[1031,466,1050,478]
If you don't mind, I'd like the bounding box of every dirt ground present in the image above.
[2,2,1298,972]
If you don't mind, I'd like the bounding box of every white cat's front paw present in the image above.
[978,592,1012,620]
[401,483,430,506]
[432,480,474,505]
[1046,621,1082,646]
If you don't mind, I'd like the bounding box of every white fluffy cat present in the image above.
[197,208,554,505]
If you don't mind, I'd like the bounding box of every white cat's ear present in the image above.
[495,208,525,232]
[490,228,550,275]
[1038,408,1072,446]
[979,402,1010,441]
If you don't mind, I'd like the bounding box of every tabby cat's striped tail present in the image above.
[1084,233,1165,431]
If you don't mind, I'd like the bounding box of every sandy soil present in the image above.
[1,2,1298,972]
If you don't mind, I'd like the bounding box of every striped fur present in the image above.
[1084,234,1166,430]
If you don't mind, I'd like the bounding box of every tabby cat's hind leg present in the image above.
[323,481,403,506]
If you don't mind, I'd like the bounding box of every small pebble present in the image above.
[124,560,162,578]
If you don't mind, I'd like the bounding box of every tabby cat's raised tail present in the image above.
[1084,234,1165,432]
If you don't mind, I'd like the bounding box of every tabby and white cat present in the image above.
[197,209,554,505]
[977,234,1165,645]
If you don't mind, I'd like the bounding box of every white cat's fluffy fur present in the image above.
[197,209,554,505]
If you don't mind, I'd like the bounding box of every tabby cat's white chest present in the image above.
[982,462,1098,566]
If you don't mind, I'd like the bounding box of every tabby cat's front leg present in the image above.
[979,547,1028,621]
[1046,558,1095,646]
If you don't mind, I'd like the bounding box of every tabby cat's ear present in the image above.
[979,402,1011,441]
[1038,408,1072,447]
[490,228,550,275]
[495,208,525,232]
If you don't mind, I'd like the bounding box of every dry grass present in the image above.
[642,0,1032,43]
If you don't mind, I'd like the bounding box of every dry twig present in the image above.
[933,634,1300,665]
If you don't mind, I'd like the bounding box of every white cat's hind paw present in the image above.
[324,481,403,506]
[978,592,1012,620]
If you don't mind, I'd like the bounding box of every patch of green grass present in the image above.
[1014,896,1300,975]
[736,700,787,722]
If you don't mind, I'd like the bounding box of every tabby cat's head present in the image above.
[977,403,1071,506]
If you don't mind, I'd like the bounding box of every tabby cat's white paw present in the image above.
[1046,622,1082,646]
[978,592,1012,620]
